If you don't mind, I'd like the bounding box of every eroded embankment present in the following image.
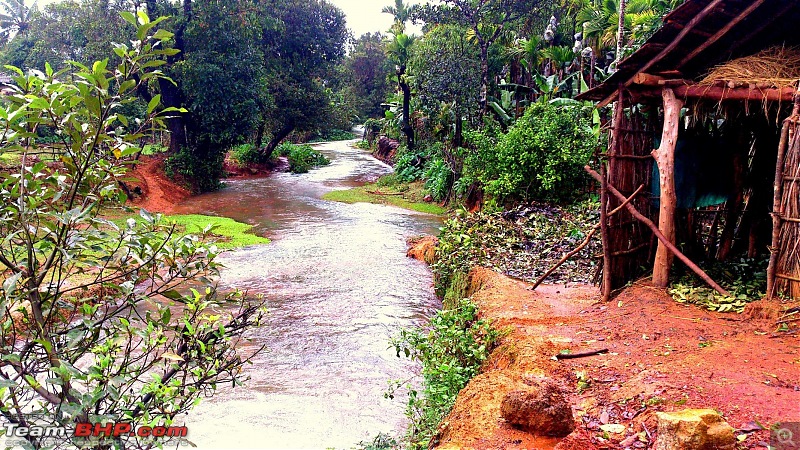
[408,240,800,450]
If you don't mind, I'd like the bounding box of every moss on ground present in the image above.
[110,211,270,250]
[322,180,446,215]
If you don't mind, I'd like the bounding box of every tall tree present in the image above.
[410,24,480,146]
[417,0,550,115]
[259,0,348,158]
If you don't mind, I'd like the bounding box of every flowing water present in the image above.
[173,140,442,449]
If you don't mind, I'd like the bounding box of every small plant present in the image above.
[389,299,499,449]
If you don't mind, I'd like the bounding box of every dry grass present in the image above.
[700,46,800,88]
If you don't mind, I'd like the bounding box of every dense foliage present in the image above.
[0,16,263,449]
[464,102,597,203]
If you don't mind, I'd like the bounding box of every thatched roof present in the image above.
[578,0,800,105]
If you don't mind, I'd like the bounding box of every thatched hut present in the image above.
[577,0,800,301]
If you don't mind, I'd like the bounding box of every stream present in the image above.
[172,140,442,448]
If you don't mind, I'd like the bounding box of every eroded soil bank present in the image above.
[407,253,800,449]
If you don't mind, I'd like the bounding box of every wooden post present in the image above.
[651,88,683,287]
[767,95,800,299]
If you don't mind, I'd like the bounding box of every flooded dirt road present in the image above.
[173,141,442,448]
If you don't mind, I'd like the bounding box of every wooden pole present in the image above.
[585,166,731,297]
[651,88,683,287]
[767,95,800,299]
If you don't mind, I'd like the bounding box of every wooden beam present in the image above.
[634,85,797,102]
[585,166,731,297]
[633,73,665,86]
[624,0,726,89]
[652,88,683,287]
[678,0,768,69]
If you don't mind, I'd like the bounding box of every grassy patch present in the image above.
[323,180,446,215]
[110,211,270,250]
[0,151,22,167]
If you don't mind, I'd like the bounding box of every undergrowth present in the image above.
[388,299,500,450]
[669,257,768,313]
[432,198,601,299]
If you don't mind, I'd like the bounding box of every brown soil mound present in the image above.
[128,154,191,214]
[435,268,800,449]
[407,236,438,265]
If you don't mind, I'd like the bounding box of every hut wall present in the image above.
[776,121,800,299]
[604,101,659,291]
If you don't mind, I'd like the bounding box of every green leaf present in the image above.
[152,29,174,40]
[120,11,137,27]
[147,94,161,115]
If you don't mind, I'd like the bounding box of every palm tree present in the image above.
[381,0,417,34]
[385,31,416,149]
[0,0,36,43]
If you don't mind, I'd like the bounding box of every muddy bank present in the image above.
[406,240,800,449]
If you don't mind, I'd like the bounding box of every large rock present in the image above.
[500,380,575,437]
[653,409,735,450]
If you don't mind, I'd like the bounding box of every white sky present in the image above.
[329,0,425,37]
[26,0,426,38]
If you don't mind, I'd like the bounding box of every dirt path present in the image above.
[128,154,191,214]
[423,266,800,449]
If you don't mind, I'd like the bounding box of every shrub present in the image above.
[285,143,331,173]
[165,146,225,192]
[390,299,499,449]
[276,141,295,157]
[465,102,596,203]
[231,143,266,165]
[424,157,451,202]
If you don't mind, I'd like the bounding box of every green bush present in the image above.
[231,143,266,165]
[465,102,596,203]
[276,141,295,157]
[390,299,499,449]
[165,146,225,192]
[285,143,331,173]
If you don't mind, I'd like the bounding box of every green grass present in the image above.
[0,151,22,167]
[112,213,270,250]
[323,181,446,215]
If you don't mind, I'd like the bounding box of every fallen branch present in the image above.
[555,348,609,360]
[531,184,645,290]
[585,166,731,297]
[366,190,405,196]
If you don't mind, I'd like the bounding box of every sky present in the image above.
[329,0,425,37]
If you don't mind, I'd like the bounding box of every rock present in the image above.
[653,409,735,450]
[374,137,400,165]
[423,194,433,203]
[500,381,575,437]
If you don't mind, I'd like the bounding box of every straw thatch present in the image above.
[700,47,800,88]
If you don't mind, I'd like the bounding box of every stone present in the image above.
[423,194,434,202]
[653,409,735,450]
[500,381,575,437]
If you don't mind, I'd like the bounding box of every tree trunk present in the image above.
[615,0,627,69]
[479,41,489,117]
[400,77,414,150]
[651,88,683,287]
[263,122,295,160]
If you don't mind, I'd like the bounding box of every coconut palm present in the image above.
[0,0,36,44]
[381,0,417,34]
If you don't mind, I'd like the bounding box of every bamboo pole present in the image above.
[767,95,800,299]
[585,166,731,297]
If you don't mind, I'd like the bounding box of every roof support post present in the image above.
[651,88,683,287]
